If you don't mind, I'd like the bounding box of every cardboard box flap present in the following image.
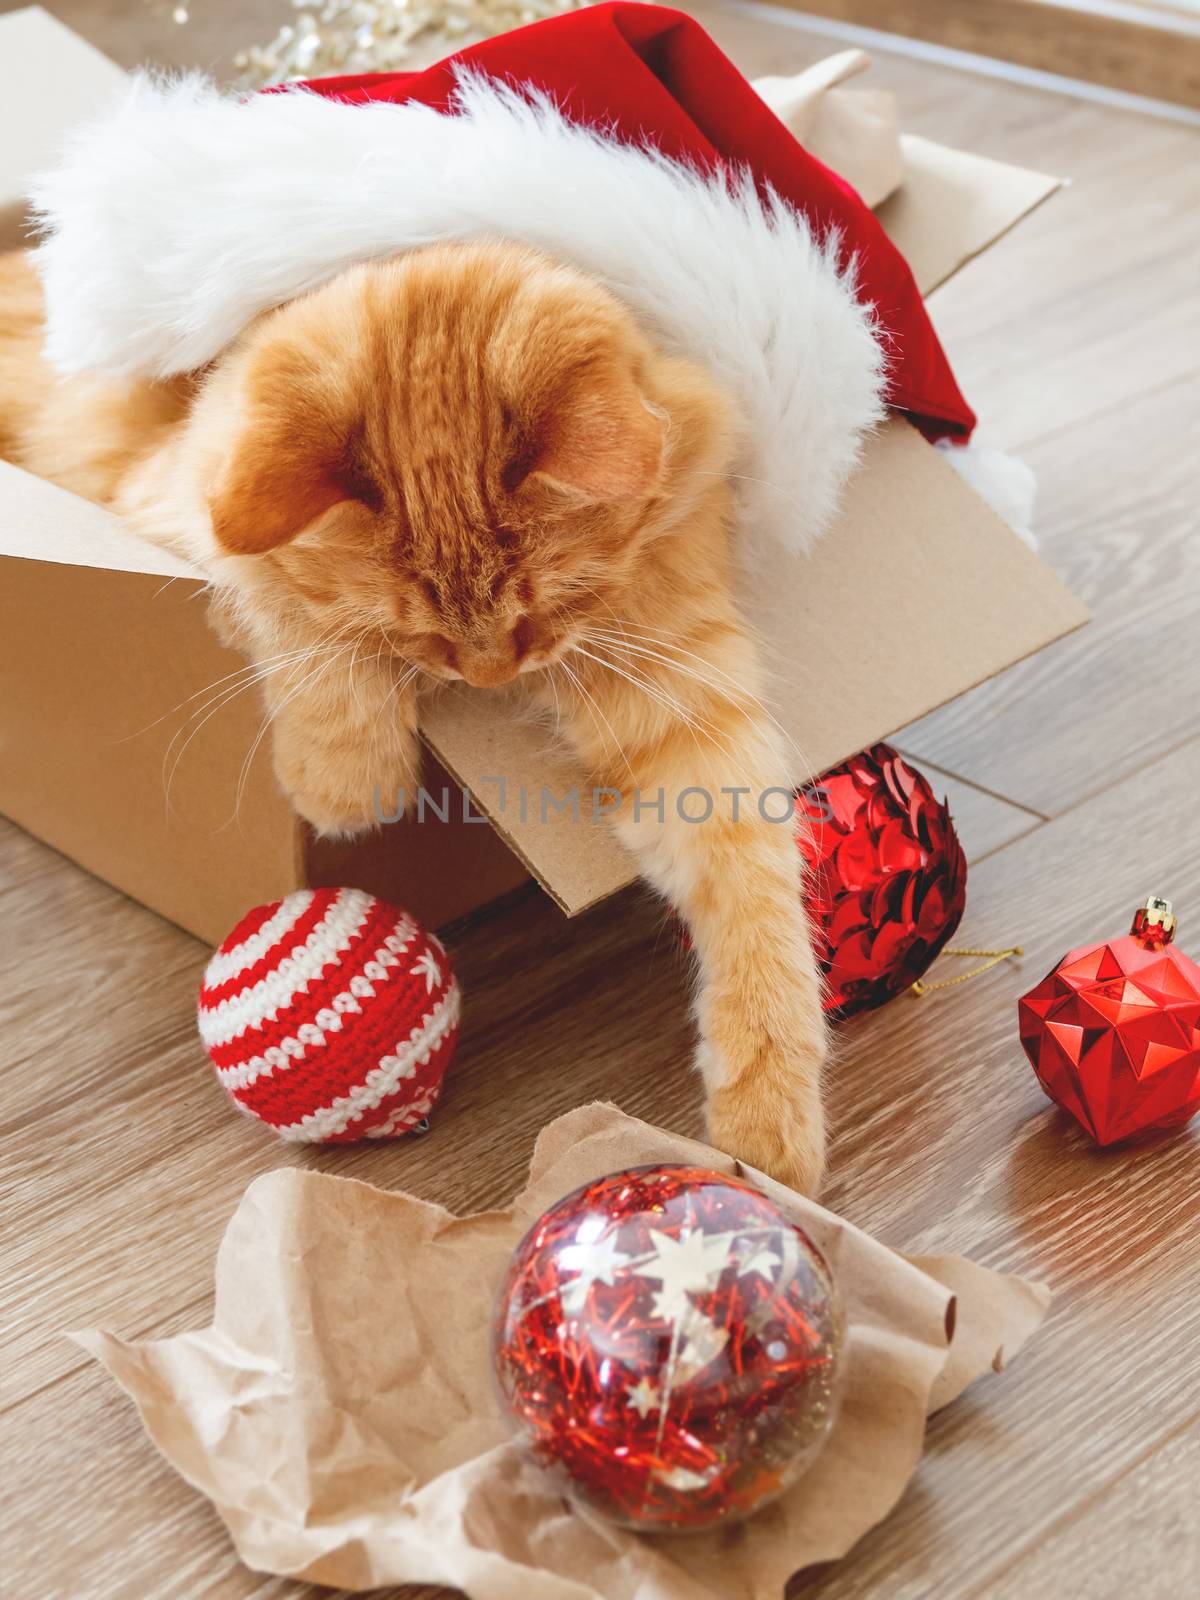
[882,136,1061,298]
[420,689,627,915]
[759,53,1060,297]
[423,419,1089,915]
[0,461,197,580]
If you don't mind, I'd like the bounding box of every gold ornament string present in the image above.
[910,946,1024,997]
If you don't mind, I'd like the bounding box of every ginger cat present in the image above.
[0,240,827,1193]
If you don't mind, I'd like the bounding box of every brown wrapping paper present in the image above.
[73,1106,1049,1596]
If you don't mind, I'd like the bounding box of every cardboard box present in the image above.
[0,7,127,252]
[0,8,1087,944]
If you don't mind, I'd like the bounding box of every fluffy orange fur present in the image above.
[0,241,828,1192]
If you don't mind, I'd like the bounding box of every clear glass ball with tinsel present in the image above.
[492,1165,844,1531]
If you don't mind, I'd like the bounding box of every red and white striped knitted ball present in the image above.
[198,888,460,1143]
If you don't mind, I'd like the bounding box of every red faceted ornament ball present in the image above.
[493,1165,844,1531]
[798,743,967,1017]
[1018,896,1200,1146]
[198,887,460,1142]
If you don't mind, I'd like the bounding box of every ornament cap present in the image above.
[1130,895,1177,948]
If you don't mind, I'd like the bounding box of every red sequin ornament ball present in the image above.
[1019,895,1200,1145]
[198,887,460,1142]
[493,1165,844,1531]
[799,743,967,1017]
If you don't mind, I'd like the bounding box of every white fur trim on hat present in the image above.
[29,71,887,553]
[938,441,1038,548]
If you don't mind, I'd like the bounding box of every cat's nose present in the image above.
[457,647,518,689]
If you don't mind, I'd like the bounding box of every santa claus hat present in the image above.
[32,1,1041,557]
[31,70,892,553]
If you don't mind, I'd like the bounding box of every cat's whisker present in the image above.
[573,625,744,739]
[588,629,754,705]
[580,648,732,749]
[536,600,579,729]
[586,623,766,716]
[346,630,367,721]
[556,657,638,787]
[163,631,350,816]
[159,621,350,759]
[119,644,326,745]
[569,643,738,766]
[225,640,359,830]
[160,652,325,801]
[364,650,408,765]
[344,626,389,726]
[584,624,812,776]
[545,655,563,725]
[584,618,799,772]
[585,636,772,753]
[690,466,810,516]
[367,661,421,773]
[566,601,742,758]
[358,630,416,757]
[360,641,388,765]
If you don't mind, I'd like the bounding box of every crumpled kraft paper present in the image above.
[73,1105,1049,1598]
[753,50,906,210]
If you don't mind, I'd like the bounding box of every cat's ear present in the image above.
[527,360,665,501]
[207,412,361,556]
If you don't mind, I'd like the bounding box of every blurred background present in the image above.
[2,0,1197,108]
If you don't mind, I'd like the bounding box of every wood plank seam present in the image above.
[1003,364,1200,457]
[895,752,1050,821]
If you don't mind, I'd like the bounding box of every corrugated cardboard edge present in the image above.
[414,737,585,918]
[886,134,1062,298]
[0,460,197,580]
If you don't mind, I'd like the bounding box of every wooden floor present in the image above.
[765,0,1200,110]
[4,3,1200,1597]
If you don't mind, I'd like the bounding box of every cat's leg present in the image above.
[258,635,421,838]
[554,622,827,1194]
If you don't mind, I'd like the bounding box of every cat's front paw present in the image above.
[700,1033,828,1196]
[272,732,410,840]
[288,784,384,840]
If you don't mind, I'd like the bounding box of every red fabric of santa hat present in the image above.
[299,2,974,442]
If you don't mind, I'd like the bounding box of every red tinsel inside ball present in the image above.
[493,1164,843,1531]
[799,743,967,1017]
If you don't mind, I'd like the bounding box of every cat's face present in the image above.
[203,243,727,688]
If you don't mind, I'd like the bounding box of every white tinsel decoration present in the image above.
[234,0,588,84]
